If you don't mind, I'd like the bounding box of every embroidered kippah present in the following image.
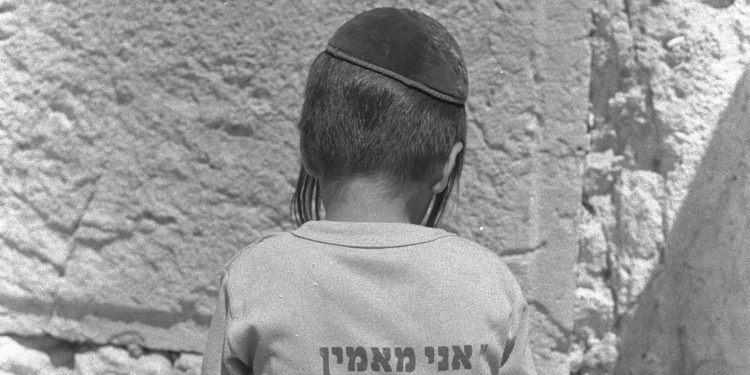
[326,7,469,105]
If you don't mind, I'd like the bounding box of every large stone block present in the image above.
[0,0,589,373]
[582,0,750,373]
[616,66,750,375]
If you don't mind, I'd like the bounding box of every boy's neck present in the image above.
[320,176,432,225]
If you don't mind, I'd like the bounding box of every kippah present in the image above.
[326,7,469,105]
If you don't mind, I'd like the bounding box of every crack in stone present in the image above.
[600,219,621,330]
[527,300,571,353]
[74,229,134,252]
[0,233,65,277]
[499,240,547,257]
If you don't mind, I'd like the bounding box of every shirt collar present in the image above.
[291,220,455,248]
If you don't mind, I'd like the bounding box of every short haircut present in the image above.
[291,52,467,227]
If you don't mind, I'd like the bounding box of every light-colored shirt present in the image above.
[202,220,537,375]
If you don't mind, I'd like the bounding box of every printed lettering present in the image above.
[320,347,331,375]
[437,346,450,371]
[321,343,486,374]
[451,345,472,370]
[332,347,344,364]
[425,347,435,364]
[347,346,368,372]
[371,347,393,372]
[395,347,416,372]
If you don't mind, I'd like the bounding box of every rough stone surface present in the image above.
[579,0,750,373]
[0,336,63,375]
[0,335,201,375]
[615,64,750,375]
[0,0,589,374]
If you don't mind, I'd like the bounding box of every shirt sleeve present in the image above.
[201,270,253,375]
[498,279,538,375]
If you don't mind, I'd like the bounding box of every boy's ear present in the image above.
[300,141,322,178]
[432,142,463,194]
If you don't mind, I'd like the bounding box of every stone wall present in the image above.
[575,0,750,374]
[0,0,589,374]
[615,60,750,375]
[6,0,750,374]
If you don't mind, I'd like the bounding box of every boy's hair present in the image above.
[291,52,467,227]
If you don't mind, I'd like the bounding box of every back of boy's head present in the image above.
[292,7,469,228]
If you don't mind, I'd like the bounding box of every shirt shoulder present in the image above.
[222,231,299,273]
[434,235,526,298]
[436,235,514,270]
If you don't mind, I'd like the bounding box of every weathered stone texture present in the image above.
[579,0,750,373]
[1,0,302,353]
[616,66,750,375]
[1,0,589,374]
[445,1,589,373]
[0,334,201,374]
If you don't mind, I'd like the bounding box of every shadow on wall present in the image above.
[615,67,750,374]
